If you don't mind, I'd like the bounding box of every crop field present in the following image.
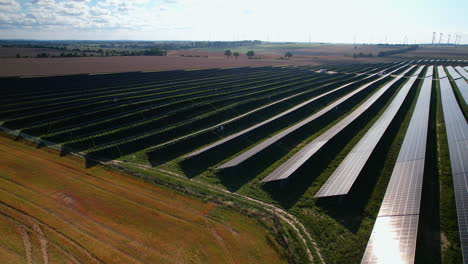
[1,59,468,263]
[0,55,319,77]
[0,135,285,264]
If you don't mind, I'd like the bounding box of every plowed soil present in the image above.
[0,56,317,77]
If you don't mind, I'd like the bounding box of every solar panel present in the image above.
[446,66,468,104]
[214,64,410,170]
[315,66,424,198]
[438,65,468,263]
[262,65,415,183]
[361,66,434,263]
[455,66,468,80]
[361,215,419,264]
[447,66,463,79]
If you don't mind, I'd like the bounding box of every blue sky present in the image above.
[0,0,466,43]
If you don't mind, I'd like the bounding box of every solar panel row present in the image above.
[361,66,434,264]
[262,65,415,183]
[315,65,424,198]
[437,65,468,263]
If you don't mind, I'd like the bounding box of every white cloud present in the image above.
[0,0,20,12]
[0,0,465,43]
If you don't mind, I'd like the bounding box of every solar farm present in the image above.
[1,60,468,263]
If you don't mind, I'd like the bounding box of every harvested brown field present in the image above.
[394,46,468,59]
[256,44,399,57]
[0,56,318,77]
[0,47,63,58]
[0,134,285,264]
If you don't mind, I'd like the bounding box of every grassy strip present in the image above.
[435,69,463,263]
[444,67,468,119]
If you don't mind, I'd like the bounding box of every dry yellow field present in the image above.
[0,135,285,264]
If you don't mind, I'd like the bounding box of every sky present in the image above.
[0,0,467,44]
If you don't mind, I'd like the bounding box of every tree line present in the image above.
[224,50,293,59]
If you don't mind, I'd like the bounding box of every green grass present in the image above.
[435,70,463,263]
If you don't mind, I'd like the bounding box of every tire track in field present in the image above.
[0,212,82,264]
[0,139,207,220]
[1,133,318,263]
[0,200,103,264]
[16,223,33,264]
[0,184,171,264]
[33,223,49,264]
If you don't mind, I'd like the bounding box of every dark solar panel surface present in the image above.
[438,65,468,263]
[215,64,409,169]
[182,71,375,159]
[315,66,424,197]
[361,66,434,264]
[262,66,414,182]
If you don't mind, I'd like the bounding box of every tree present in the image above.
[233,51,239,59]
[224,49,232,58]
[285,51,293,59]
[246,50,255,59]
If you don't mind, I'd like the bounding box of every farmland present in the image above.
[0,135,285,264]
[1,58,468,264]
